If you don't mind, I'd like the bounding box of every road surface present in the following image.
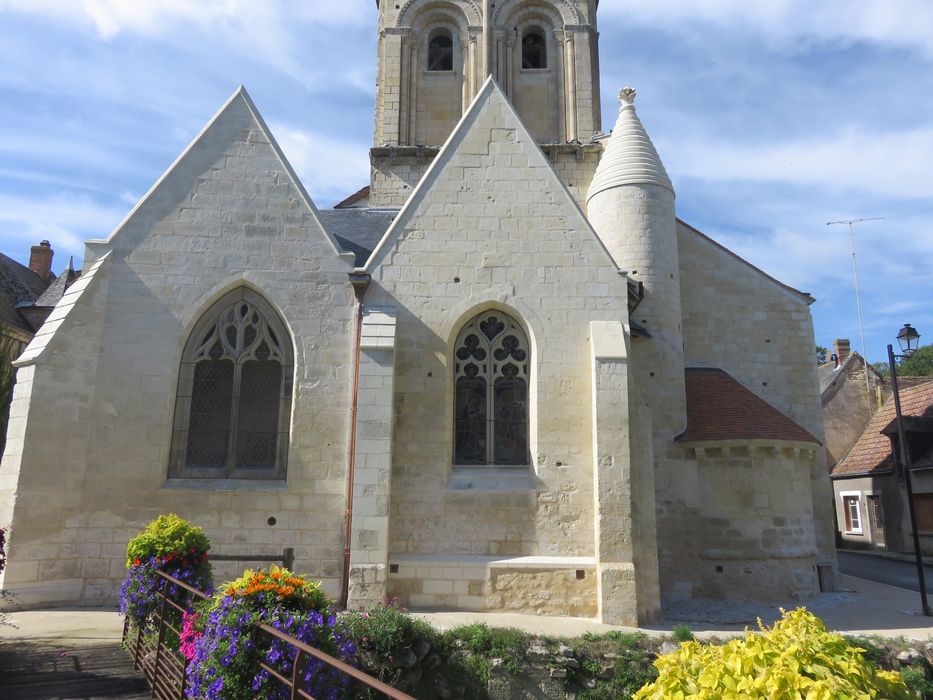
[838,550,933,592]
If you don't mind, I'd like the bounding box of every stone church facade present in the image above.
[0,0,837,625]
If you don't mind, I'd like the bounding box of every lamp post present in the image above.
[887,323,931,616]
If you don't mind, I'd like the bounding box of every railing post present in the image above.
[289,649,307,700]
[151,573,171,698]
[283,547,295,571]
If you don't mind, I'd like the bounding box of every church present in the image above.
[0,0,837,625]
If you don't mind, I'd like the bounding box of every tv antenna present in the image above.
[826,216,885,412]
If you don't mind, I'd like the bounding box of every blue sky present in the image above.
[0,0,931,365]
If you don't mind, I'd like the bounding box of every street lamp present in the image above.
[887,323,930,616]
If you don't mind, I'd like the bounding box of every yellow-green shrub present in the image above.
[634,608,912,699]
[124,513,210,568]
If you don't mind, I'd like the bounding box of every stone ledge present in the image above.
[446,467,537,492]
[389,554,596,570]
[160,478,288,492]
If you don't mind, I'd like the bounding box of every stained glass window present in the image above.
[454,311,529,466]
[171,289,292,479]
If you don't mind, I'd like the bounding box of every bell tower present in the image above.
[370,0,603,207]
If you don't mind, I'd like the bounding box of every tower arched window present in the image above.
[170,289,292,479]
[427,29,454,71]
[522,30,547,69]
[454,310,529,466]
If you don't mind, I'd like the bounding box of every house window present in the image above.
[841,492,862,534]
[522,30,547,69]
[428,30,454,71]
[454,310,529,466]
[913,493,933,534]
[170,289,292,479]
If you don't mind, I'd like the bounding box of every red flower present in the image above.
[133,558,141,566]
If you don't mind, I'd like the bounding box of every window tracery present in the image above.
[454,310,529,466]
[171,289,292,479]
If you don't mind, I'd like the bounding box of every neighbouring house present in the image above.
[830,380,933,554]
[0,241,78,448]
[0,0,838,623]
[819,338,886,468]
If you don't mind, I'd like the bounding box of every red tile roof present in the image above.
[831,380,933,477]
[678,368,819,444]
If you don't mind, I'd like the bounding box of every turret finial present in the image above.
[618,88,637,107]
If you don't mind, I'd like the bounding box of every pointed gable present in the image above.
[87,86,348,262]
[365,77,620,274]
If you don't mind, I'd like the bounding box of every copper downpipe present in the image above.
[341,272,370,608]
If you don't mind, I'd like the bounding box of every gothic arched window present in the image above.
[454,311,529,466]
[170,289,292,479]
[522,30,547,69]
[427,29,454,71]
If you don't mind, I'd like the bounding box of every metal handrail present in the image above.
[124,567,415,700]
[257,622,416,700]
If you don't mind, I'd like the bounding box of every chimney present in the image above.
[833,339,850,366]
[29,240,53,283]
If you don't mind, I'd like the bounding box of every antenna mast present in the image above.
[826,216,885,412]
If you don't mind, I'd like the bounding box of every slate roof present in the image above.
[0,253,48,335]
[33,257,79,307]
[832,380,933,477]
[818,351,885,398]
[317,208,399,266]
[677,367,819,444]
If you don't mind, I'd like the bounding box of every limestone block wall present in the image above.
[387,555,597,617]
[0,90,357,607]
[370,143,601,211]
[590,321,661,624]
[677,221,837,593]
[676,442,822,601]
[364,82,635,617]
[347,308,398,609]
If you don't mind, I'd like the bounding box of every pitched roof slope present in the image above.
[364,76,621,274]
[0,253,47,334]
[676,219,814,304]
[832,380,933,477]
[87,86,345,260]
[678,368,819,444]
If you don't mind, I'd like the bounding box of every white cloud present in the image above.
[0,192,126,264]
[663,125,933,200]
[602,0,933,56]
[0,0,375,86]
[269,123,370,206]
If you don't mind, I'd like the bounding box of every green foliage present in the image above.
[341,601,441,681]
[119,515,213,630]
[186,569,352,700]
[672,624,695,642]
[901,665,933,698]
[125,513,210,568]
[443,623,529,674]
[570,630,658,699]
[634,608,913,699]
[897,344,933,377]
[873,361,892,378]
[0,335,23,453]
[816,345,829,365]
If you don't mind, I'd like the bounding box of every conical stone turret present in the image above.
[586,87,685,435]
